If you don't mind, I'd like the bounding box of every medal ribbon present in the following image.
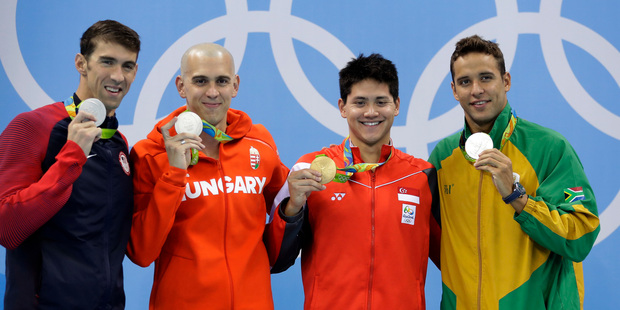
[201,119,233,143]
[332,136,393,183]
[459,111,517,163]
[64,95,116,139]
[184,110,233,165]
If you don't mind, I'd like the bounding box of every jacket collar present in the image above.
[463,102,513,149]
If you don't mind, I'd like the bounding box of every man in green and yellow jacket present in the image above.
[428,35,600,310]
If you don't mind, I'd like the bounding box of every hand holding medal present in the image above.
[309,155,337,184]
[168,111,204,168]
[68,98,106,157]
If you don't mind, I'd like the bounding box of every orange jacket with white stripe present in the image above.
[128,106,289,309]
[267,141,441,310]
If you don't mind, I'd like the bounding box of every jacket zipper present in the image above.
[477,170,483,310]
[103,143,112,303]
[220,159,235,308]
[367,171,376,309]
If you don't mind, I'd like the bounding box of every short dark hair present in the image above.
[339,53,398,103]
[80,20,141,60]
[450,35,505,82]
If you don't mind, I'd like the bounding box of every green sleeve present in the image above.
[514,134,600,262]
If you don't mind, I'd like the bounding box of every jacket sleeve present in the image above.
[265,162,308,273]
[514,139,599,262]
[126,146,186,267]
[425,166,441,269]
[0,113,86,249]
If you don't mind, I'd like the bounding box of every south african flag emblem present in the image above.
[564,187,585,203]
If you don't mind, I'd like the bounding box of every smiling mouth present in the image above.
[471,100,489,106]
[105,86,121,94]
[361,121,382,126]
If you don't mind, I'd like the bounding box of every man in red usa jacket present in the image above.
[266,53,441,310]
[0,20,140,309]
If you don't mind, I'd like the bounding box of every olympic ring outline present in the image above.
[0,0,618,247]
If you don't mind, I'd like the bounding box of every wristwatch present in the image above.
[502,181,526,204]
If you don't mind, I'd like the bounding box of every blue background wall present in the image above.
[1,0,619,308]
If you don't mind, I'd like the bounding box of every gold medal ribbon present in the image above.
[332,136,393,183]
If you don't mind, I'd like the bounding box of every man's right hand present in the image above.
[284,169,325,216]
[161,117,205,169]
[67,111,102,157]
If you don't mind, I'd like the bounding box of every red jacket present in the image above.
[128,106,289,309]
[267,141,441,310]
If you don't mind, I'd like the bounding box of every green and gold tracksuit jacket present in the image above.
[428,103,599,310]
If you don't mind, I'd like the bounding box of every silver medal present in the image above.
[79,98,106,127]
[175,111,203,136]
[465,132,494,159]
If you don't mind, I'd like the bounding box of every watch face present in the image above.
[503,181,526,204]
[515,182,526,196]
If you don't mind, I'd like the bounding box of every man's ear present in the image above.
[451,81,459,101]
[338,98,347,118]
[175,75,187,98]
[503,72,512,92]
[394,97,400,117]
[231,75,240,98]
[75,54,87,76]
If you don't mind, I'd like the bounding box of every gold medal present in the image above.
[310,155,337,184]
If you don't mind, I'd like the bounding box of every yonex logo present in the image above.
[331,193,345,201]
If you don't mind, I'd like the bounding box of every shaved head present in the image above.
[180,43,235,77]
[174,42,240,132]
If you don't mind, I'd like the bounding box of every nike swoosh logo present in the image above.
[87,154,97,159]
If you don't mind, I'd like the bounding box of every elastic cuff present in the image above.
[59,140,88,165]
[161,166,187,187]
[278,197,304,223]
[513,196,534,223]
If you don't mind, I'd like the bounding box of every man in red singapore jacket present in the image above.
[128,43,289,309]
[266,53,441,309]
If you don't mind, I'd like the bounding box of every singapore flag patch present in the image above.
[398,187,419,225]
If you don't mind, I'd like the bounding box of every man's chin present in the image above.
[101,100,122,112]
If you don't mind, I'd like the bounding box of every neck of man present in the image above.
[74,85,115,116]
[468,120,495,134]
[74,80,90,102]
[351,137,386,164]
[199,132,221,160]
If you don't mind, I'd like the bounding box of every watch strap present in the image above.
[503,182,525,204]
